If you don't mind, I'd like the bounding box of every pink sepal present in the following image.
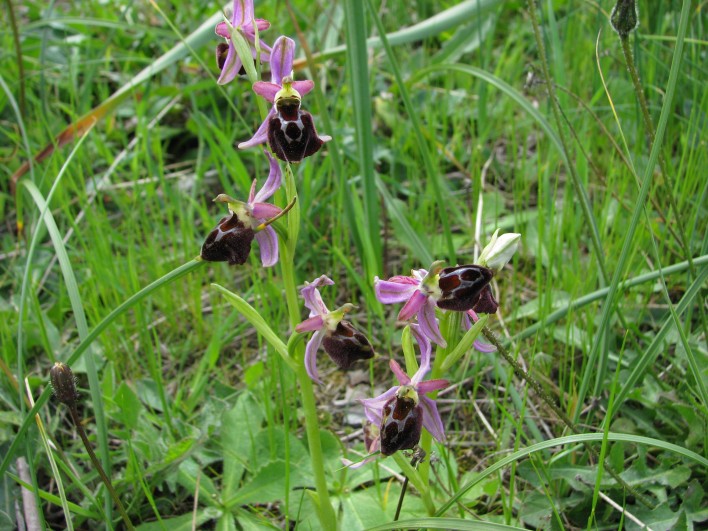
[295,315,324,333]
[255,226,278,267]
[398,290,426,321]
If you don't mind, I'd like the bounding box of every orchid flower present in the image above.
[350,326,448,466]
[374,262,447,347]
[376,239,520,346]
[215,0,272,85]
[238,36,331,162]
[295,275,374,384]
[200,151,286,267]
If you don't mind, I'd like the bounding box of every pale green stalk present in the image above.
[416,312,460,500]
[280,169,337,529]
[295,364,338,529]
[209,8,336,526]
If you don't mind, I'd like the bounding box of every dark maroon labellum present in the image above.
[472,285,498,314]
[200,213,255,265]
[321,321,374,370]
[437,265,494,312]
[380,394,423,456]
[268,99,325,163]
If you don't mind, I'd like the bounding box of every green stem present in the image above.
[281,163,301,329]
[296,364,337,529]
[278,162,336,527]
[280,247,301,331]
[68,407,134,530]
[417,312,460,489]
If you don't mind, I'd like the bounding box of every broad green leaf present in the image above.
[340,491,390,530]
[626,505,682,531]
[221,392,264,501]
[224,460,289,508]
[177,459,220,508]
[136,507,222,531]
[114,381,141,430]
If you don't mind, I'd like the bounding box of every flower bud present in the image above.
[610,0,638,38]
[380,387,423,456]
[50,362,79,406]
[200,213,255,265]
[477,230,520,272]
[322,321,375,370]
[437,265,494,312]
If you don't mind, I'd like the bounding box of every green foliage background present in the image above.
[1,0,706,529]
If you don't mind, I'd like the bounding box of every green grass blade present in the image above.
[322,0,500,57]
[344,0,381,274]
[574,0,694,424]
[22,179,113,519]
[13,125,95,522]
[0,260,205,480]
[211,283,295,370]
[366,518,528,531]
[608,264,708,414]
[413,64,566,165]
[7,473,101,520]
[365,0,457,262]
[436,432,708,517]
[34,413,74,530]
[511,254,708,342]
[375,176,434,266]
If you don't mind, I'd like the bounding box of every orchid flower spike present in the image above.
[238,36,331,162]
[295,275,374,384]
[200,151,287,267]
[215,0,272,84]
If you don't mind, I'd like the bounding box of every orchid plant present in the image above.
[198,1,522,527]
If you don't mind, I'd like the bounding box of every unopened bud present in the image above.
[50,362,79,406]
[610,0,638,38]
[477,230,521,272]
